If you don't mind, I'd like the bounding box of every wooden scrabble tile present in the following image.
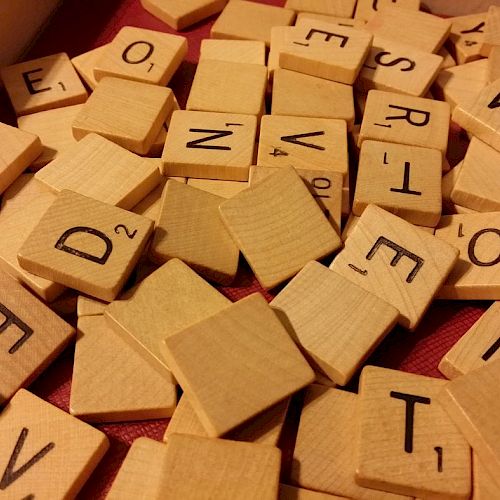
[250,166,343,233]
[364,6,451,53]
[140,0,227,31]
[437,45,456,69]
[162,293,314,436]
[452,79,500,153]
[292,385,410,499]
[200,39,266,65]
[72,76,174,155]
[330,204,458,330]
[481,5,500,56]
[434,212,500,300]
[0,122,41,192]
[0,53,88,116]
[0,389,109,499]
[473,452,500,499]
[450,138,500,212]
[17,104,82,170]
[105,258,230,376]
[164,394,289,446]
[18,190,154,301]
[272,69,355,129]
[271,261,398,385]
[35,134,161,210]
[278,21,373,85]
[162,110,257,180]
[0,175,64,301]
[357,366,471,498]
[353,140,442,227]
[220,167,341,289]
[354,0,420,22]
[449,13,487,65]
[439,302,500,379]
[0,270,73,403]
[284,0,356,17]
[94,27,186,86]
[434,59,489,112]
[77,295,107,317]
[187,178,247,198]
[358,36,443,97]
[295,12,366,30]
[70,316,176,422]
[359,90,450,157]
[279,484,346,500]
[211,0,295,47]
[71,45,109,90]
[150,180,239,284]
[438,358,500,488]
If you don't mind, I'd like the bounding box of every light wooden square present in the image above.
[353,140,442,227]
[452,79,500,153]
[220,167,341,289]
[357,366,471,499]
[70,315,176,423]
[18,190,154,301]
[359,90,450,157]
[162,293,314,436]
[72,76,174,155]
[279,484,347,500]
[358,36,443,97]
[363,6,451,53]
[434,212,500,300]
[0,270,74,403]
[284,0,355,17]
[278,21,373,85]
[449,13,487,65]
[140,0,227,31]
[200,39,266,65]
[295,13,366,30]
[71,45,109,90]
[0,122,41,192]
[481,5,500,56]
[35,134,161,210]
[150,180,239,284]
[473,452,500,499]
[272,69,355,129]
[94,26,186,86]
[0,389,108,499]
[354,0,420,22]
[162,110,257,180]
[105,258,230,377]
[0,53,87,116]
[292,385,410,499]
[211,0,295,47]
[186,178,248,198]
[330,204,458,330]
[271,261,398,385]
[438,358,500,490]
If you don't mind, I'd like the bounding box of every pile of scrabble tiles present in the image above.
[0,0,499,497]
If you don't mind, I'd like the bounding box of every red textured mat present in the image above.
[1,1,491,497]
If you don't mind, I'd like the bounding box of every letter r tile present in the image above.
[17,190,153,301]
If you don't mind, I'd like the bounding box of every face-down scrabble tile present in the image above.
[17,190,154,302]
[149,180,240,285]
[72,76,174,155]
[271,261,398,385]
[473,452,500,499]
[220,167,342,289]
[186,59,267,116]
[0,270,74,404]
[363,6,451,53]
[162,110,257,181]
[277,20,373,85]
[71,45,109,90]
[330,204,459,330]
[35,133,161,210]
[0,53,88,116]
[439,301,500,379]
[70,315,176,423]
[0,122,42,192]
[448,13,487,65]
[480,5,500,57]
[359,90,451,158]
[291,385,411,499]
[279,484,347,500]
[357,36,443,97]
[285,0,356,17]
[354,0,420,22]
[162,293,315,437]
[93,26,187,86]
[438,358,500,491]
[434,212,500,300]
[353,140,442,227]
[0,389,109,499]
[357,366,471,499]
[199,39,266,65]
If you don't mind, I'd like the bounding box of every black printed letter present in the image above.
[0,304,33,354]
[385,104,431,127]
[55,227,113,265]
[22,69,51,95]
[468,228,500,267]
